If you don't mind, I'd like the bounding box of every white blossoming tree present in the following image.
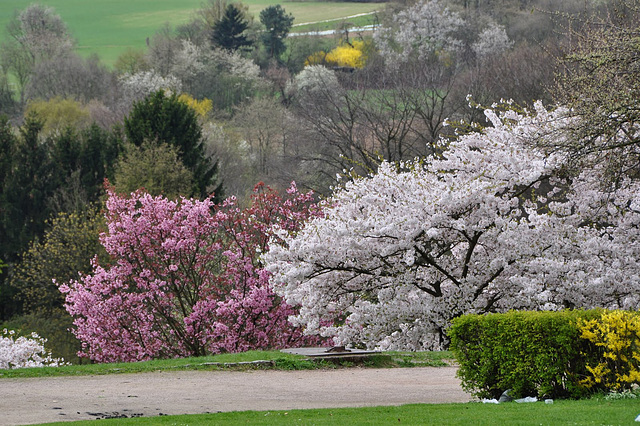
[0,329,65,369]
[265,103,640,350]
[1,4,75,104]
[374,0,465,68]
[472,23,513,61]
[119,70,183,104]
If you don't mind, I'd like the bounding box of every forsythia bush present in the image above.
[578,310,640,391]
[325,40,367,69]
[0,329,66,369]
[304,51,327,68]
[305,40,368,69]
[178,93,213,118]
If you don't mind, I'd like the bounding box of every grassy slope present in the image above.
[0,0,382,65]
[0,350,451,379]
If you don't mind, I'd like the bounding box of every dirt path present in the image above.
[0,367,472,425]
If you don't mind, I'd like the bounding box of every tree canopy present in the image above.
[550,0,640,183]
[61,184,322,362]
[265,103,640,350]
[211,4,252,51]
[0,4,74,105]
[123,90,222,200]
[259,5,294,59]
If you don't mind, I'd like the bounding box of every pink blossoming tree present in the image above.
[60,183,321,362]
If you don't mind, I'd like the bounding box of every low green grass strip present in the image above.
[0,350,453,379]
[385,350,452,367]
[38,399,640,425]
[0,350,306,378]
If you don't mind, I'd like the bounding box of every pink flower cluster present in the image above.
[60,183,322,362]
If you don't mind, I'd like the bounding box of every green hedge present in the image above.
[448,310,604,400]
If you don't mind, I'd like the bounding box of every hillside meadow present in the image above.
[0,0,383,66]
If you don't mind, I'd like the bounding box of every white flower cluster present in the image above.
[209,48,261,81]
[286,65,341,98]
[119,70,182,103]
[170,40,208,83]
[0,329,66,369]
[374,0,465,67]
[265,102,640,350]
[472,23,513,60]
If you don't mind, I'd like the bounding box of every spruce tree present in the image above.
[124,90,222,200]
[211,4,252,51]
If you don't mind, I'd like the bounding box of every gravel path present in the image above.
[0,367,471,425]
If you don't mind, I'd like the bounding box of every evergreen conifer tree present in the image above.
[211,4,252,51]
[124,90,222,200]
[259,5,294,59]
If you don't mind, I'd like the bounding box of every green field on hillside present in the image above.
[0,0,383,65]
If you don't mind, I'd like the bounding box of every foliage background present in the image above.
[0,0,381,65]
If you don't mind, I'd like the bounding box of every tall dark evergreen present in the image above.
[0,115,19,320]
[77,124,122,201]
[49,124,122,211]
[0,115,55,321]
[124,90,222,200]
[0,72,17,117]
[259,5,294,59]
[0,115,122,321]
[0,116,14,196]
[0,115,55,263]
[211,4,252,51]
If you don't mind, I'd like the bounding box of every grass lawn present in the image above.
[0,350,451,379]
[37,399,640,425]
[0,0,384,66]
[4,350,639,425]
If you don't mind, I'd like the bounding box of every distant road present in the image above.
[0,367,471,425]
[292,11,379,27]
[290,24,378,37]
[291,11,379,36]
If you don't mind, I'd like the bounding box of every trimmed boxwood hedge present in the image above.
[448,310,604,400]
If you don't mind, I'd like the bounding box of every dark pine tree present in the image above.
[211,4,252,51]
[0,115,56,320]
[124,90,222,200]
[260,5,294,59]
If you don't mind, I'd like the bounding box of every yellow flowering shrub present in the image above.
[304,51,327,67]
[305,40,368,69]
[177,93,213,118]
[325,40,367,69]
[578,310,640,391]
